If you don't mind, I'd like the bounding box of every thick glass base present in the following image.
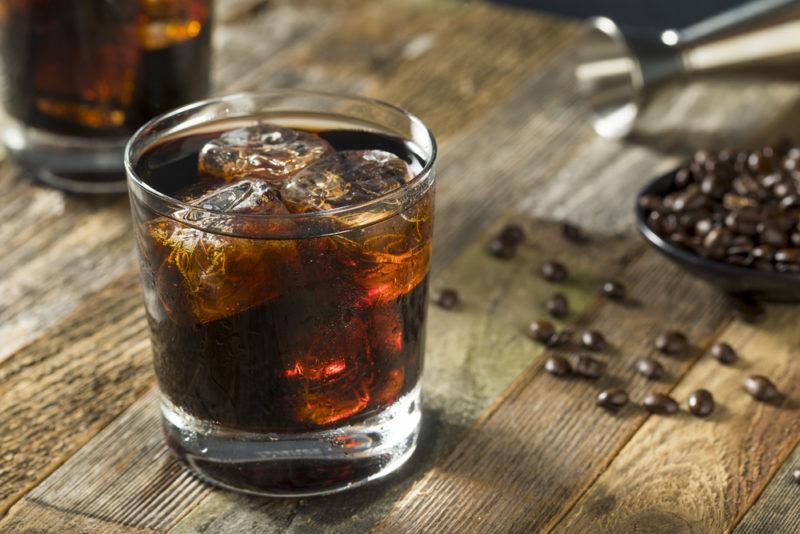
[2,120,128,194]
[161,385,421,497]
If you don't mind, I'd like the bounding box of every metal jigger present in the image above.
[576,0,800,139]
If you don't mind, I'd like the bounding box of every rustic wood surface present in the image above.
[2,0,800,532]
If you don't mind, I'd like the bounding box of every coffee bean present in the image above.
[572,355,606,378]
[546,293,569,318]
[602,281,626,300]
[540,261,568,282]
[561,222,586,242]
[704,227,732,250]
[639,194,663,212]
[528,320,555,343]
[636,358,664,380]
[596,388,629,410]
[498,224,525,246]
[580,330,606,351]
[758,223,788,248]
[674,167,694,188]
[775,248,800,263]
[743,375,781,402]
[751,244,775,260]
[643,393,679,414]
[432,288,459,310]
[544,355,571,377]
[487,238,515,259]
[793,468,800,484]
[547,328,573,347]
[687,389,715,417]
[710,342,737,364]
[655,331,688,355]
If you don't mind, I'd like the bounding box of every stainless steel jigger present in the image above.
[576,0,800,139]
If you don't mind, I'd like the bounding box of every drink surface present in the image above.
[133,119,433,434]
[0,0,211,138]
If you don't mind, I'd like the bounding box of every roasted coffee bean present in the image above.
[544,355,571,377]
[561,222,586,242]
[546,293,569,318]
[781,195,800,210]
[743,375,781,402]
[655,331,688,355]
[540,261,568,282]
[674,167,693,188]
[777,262,800,273]
[580,330,606,351]
[636,358,664,380]
[710,342,737,364]
[751,244,776,260]
[547,328,573,347]
[687,389,715,417]
[695,218,713,236]
[596,388,629,410]
[602,281,626,301]
[487,237,516,259]
[572,355,606,378]
[498,224,525,246]
[792,232,800,247]
[703,227,732,249]
[643,393,679,414]
[758,223,788,248]
[433,288,459,310]
[701,173,726,198]
[775,248,800,263]
[639,194,663,212]
[528,320,556,343]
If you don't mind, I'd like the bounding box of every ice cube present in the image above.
[197,123,333,185]
[144,180,301,324]
[281,150,412,213]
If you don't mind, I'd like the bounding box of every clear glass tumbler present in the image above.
[125,90,437,496]
[0,0,212,193]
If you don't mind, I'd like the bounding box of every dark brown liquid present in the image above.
[0,0,211,138]
[135,127,432,436]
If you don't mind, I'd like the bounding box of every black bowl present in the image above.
[636,168,800,302]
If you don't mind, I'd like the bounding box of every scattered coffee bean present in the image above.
[487,238,516,259]
[636,358,664,380]
[710,342,737,364]
[643,393,679,414]
[580,330,606,351]
[498,224,525,246]
[596,388,629,410]
[602,281,626,301]
[743,375,781,402]
[432,288,459,310]
[792,468,800,484]
[546,328,573,347]
[687,389,715,417]
[655,331,688,355]
[528,320,556,344]
[540,261,568,283]
[561,222,587,243]
[572,354,606,378]
[546,293,569,318]
[544,355,571,377]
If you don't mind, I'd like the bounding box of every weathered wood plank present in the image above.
[0,273,152,517]
[0,392,207,533]
[378,249,733,533]
[734,442,800,533]
[556,306,800,532]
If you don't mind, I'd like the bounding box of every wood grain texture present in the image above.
[170,222,641,534]
[378,249,734,533]
[734,442,800,534]
[556,306,800,533]
[1,392,208,533]
[0,273,151,517]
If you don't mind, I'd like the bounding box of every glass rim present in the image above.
[124,89,437,223]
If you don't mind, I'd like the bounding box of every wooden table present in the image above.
[2,1,800,532]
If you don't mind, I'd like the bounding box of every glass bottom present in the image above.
[2,120,128,194]
[161,385,422,497]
